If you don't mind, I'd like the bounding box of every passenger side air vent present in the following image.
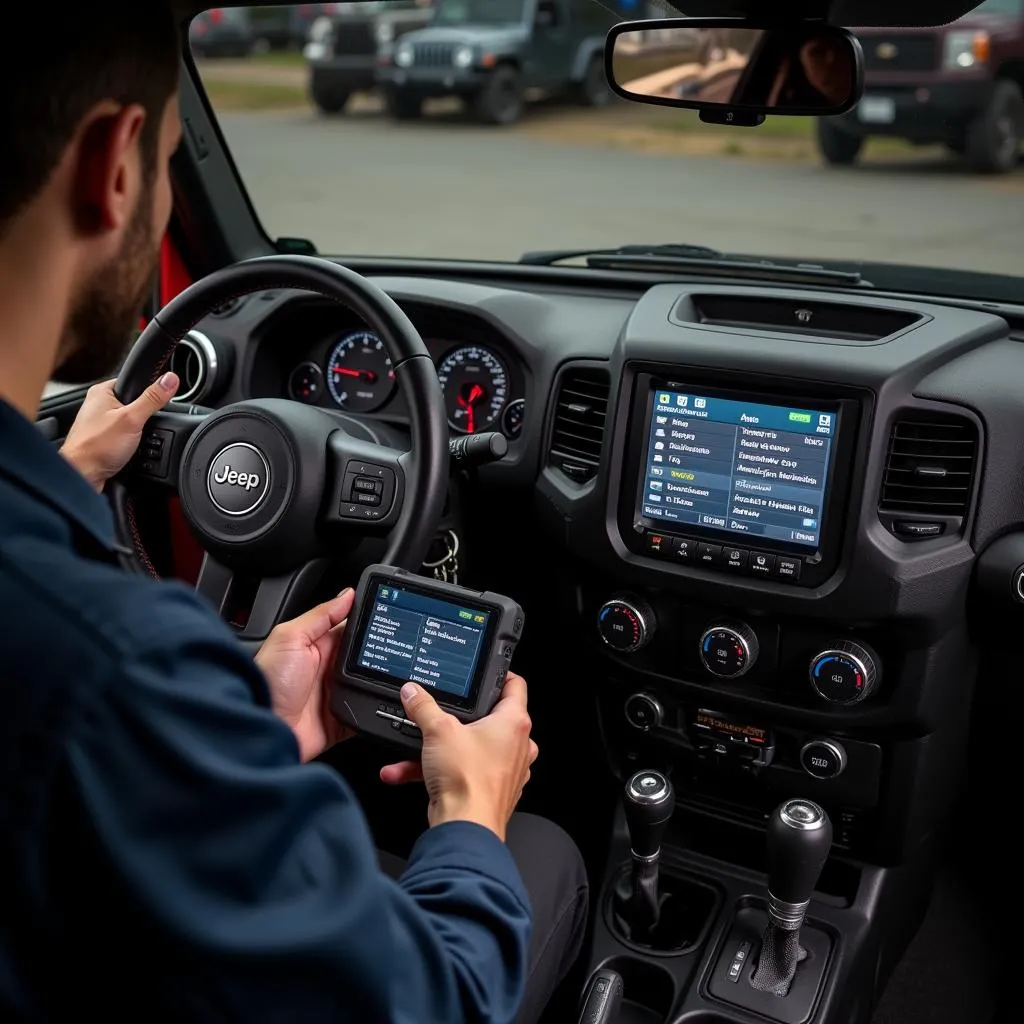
[878,413,978,540]
[548,366,610,482]
[170,330,218,404]
[681,294,922,342]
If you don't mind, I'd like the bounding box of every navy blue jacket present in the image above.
[0,398,530,1022]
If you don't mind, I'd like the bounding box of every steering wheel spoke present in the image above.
[326,431,407,531]
[124,407,210,488]
[196,552,330,645]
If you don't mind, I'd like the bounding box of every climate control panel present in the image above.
[594,593,884,709]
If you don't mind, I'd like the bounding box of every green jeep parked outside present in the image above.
[377,0,618,124]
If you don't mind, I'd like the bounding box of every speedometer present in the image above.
[325,330,395,413]
[437,345,508,434]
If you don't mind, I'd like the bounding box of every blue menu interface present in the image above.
[639,390,836,548]
[356,582,489,698]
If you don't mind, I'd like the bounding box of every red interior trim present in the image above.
[160,235,205,584]
[160,234,192,305]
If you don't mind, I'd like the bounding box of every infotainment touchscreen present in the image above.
[637,388,837,549]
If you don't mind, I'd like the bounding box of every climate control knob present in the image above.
[699,623,759,679]
[809,640,879,705]
[598,598,654,653]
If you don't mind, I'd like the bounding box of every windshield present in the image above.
[976,0,1023,13]
[434,0,526,26]
[194,1,1024,299]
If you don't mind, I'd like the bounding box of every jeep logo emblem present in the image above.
[207,442,271,516]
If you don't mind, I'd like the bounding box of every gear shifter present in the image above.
[750,798,832,996]
[614,770,675,938]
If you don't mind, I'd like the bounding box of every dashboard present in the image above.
[176,267,1024,871]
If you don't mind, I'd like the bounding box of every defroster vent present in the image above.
[879,413,978,539]
[548,366,610,482]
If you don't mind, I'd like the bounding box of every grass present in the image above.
[638,106,926,160]
[204,79,309,111]
[251,50,306,68]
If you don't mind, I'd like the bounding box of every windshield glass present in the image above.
[976,0,1022,14]
[193,1,1024,298]
[434,0,526,25]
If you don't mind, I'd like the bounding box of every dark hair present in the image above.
[0,2,180,234]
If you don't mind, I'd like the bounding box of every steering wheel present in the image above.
[112,255,448,643]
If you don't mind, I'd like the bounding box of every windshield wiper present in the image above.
[519,243,869,288]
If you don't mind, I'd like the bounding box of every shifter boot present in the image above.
[749,924,808,996]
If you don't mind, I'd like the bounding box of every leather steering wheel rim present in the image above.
[114,254,448,573]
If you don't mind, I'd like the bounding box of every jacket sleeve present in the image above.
[53,594,531,1024]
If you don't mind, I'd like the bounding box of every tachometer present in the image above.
[325,330,395,413]
[437,345,508,434]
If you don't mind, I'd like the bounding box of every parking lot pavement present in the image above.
[217,108,1024,277]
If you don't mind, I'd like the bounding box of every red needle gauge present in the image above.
[325,330,395,413]
[332,367,378,383]
[457,383,486,433]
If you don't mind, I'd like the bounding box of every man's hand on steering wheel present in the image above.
[61,372,180,491]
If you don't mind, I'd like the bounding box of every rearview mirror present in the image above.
[605,19,864,119]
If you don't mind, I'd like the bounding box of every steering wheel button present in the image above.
[352,477,381,495]
[355,492,381,506]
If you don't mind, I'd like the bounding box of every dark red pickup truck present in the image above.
[819,0,1024,172]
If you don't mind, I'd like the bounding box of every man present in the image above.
[0,4,587,1021]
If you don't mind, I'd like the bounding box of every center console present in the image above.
[535,284,995,1024]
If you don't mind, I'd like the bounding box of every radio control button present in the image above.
[671,537,697,562]
[749,552,776,577]
[774,556,802,580]
[697,543,722,567]
[723,547,748,572]
[800,739,847,779]
[624,693,663,731]
[645,532,671,556]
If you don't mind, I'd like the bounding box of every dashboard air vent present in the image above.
[169,330,217,404]
[548,367,610,482]
[878,413,978,538]
[685,295,921,342]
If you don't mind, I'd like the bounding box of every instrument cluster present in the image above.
[285,327,525,439]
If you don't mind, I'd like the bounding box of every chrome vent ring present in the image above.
[170,330,217,404]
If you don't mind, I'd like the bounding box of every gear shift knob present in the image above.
[765,798,832,929]
[623,770,675,858]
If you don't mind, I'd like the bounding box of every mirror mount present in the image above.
[605,16,864,121]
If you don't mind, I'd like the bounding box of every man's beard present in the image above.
[52,183,161,385]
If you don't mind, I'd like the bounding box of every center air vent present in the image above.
[169,330,217,403]
[548,366,610,482]
[878,413,978,539]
